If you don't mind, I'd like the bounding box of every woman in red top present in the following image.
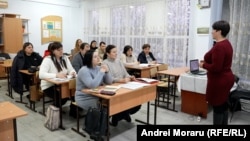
[199,20,234,125]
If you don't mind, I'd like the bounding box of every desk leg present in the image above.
[5,67,13,99]
[15,92,28,104]
[57,85,65,130]
[135,102,151,125]
[106,101,110,141]
[25,100,37,112]
[154,98,157,125]
[13,119,17,141]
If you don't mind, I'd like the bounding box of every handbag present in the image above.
[44,105,60,131]
[84,106,107,137]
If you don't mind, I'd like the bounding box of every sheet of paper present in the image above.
[119,82,150,90]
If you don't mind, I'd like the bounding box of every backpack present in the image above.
[44,105,60,131]
[84,107,107,138]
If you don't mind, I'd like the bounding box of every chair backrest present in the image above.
[157,64,168,71]
[69,79,76,90]
[150,67,158,79]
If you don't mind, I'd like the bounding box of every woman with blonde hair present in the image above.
[71,39,82,57]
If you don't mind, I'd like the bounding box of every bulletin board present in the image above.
[41,15,62,44]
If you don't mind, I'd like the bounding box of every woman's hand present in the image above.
[130,75,136,81]
[56,73,67,78]
[70,72,77,77]
[199,60,204,68]
[100,64,109,73]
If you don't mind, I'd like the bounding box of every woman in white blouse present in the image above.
[120,45,139,66]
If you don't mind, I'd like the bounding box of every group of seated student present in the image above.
[10,42,43,99]
[39,41,78,118]
[102,45,141,126]
[71,42,90,73]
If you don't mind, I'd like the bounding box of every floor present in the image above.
[0,79,249,141]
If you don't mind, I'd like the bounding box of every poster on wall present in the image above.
[41,15,62,44]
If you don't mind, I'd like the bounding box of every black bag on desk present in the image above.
[28,66,39,73]
[84,107,107,137]
[44,105,60,131]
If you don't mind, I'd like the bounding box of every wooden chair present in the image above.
[71,101,86,137]
[68,79,86,137]
[229,75,250,122]
[25,71,42,112]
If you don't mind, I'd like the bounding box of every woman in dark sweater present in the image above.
[137,43,156,64]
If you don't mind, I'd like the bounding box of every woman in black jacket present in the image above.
[137,44,157,64]
[10,42,43,97]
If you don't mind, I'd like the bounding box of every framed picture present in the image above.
[198,0,211,9]
[197,27,209,35]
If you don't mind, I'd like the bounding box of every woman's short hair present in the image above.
[212,20,230,37]
[142,44,150,50]
[83,50,95,68]
[80,42,89,50]
[123,45,133,56]
[23,42,33,51]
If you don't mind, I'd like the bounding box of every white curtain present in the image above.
[224,0,250,89]
[86,0,191,68]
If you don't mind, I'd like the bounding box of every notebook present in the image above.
[189,59,207,75]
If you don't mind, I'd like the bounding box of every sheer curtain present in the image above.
[223,0,250,89]
[86,0,191,67]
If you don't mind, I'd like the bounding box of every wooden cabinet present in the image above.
[181,90,208,118]
[0,13,23,54]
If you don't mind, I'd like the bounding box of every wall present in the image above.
[0,0,83,57]
[189,0,223,61]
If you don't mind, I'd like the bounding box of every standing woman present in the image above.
[39,42,77,115]
[199,20,234,125]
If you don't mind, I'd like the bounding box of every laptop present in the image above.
[189,59,207,75]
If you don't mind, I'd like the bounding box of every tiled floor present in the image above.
[0,79,249,141]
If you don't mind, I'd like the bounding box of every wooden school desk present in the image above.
[0,101,28,141]
[42,78,76,130]
[157,67,189,112]
[0,60,13,99]
[125,64,161,78]
[19,70,40,112]
[84,82,157,141]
